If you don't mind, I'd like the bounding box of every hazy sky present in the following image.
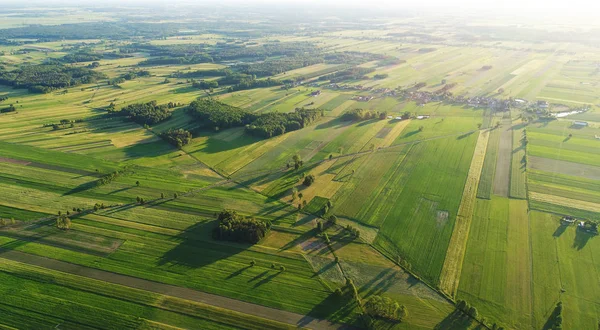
[5,0,598,18]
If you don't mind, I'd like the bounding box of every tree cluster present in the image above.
[56,214,72,230]
[213,210,272,244]
[364,295,407,322]
[319,67,375,83]
[160,128,192,148]
[341,108,386,121]
[0,104,16,113]
[246,108,321,138]
[60,51,102,63]
[171,68,231,79]
[302,174,316,187]
[192,79,219,90]
[188,99,254,130]
[188,99,321,138]
[108,70,151,85]
[117,101,172,125]
[0,64,106,93]
[234,55,322,77]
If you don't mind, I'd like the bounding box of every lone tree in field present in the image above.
[418,126,424,132]
[303,174,315,187]
[136,181,140,187]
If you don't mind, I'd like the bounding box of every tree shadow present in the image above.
[252,271,281,288]
[158,221,247,268]
[573,228,593,250]
[542,303,561,330]
[279,228,316,251]
[553,225,567,237]
[402,130,420,138]
[62,180,99,196]
[315,118,352,130]
[297,292,359,329]
[312,260,337,278]
[434,310,473,330]
[247,270,269,283]
[358,268,393,296]
[457,131,475,140]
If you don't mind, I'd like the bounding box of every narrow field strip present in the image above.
[439,130,489,297]
[529,192,600,213]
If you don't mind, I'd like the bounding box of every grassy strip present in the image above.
[439,130,489,297]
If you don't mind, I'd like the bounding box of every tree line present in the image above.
[0,64,106,93]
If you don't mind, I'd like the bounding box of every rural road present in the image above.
[0,249,355,330]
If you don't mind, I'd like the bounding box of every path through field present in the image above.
[0,249,354,330]
[492,119,513,196]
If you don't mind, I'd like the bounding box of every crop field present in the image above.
[439,130,489,297]
[476,126,500,199]
[457,198,532,329]
[1,10,600,330]
[530,211,600,330]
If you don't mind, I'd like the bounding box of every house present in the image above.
[573,121,589,127]
[311,90,321,97]
[417,115,430,119]
[561,216,576,225]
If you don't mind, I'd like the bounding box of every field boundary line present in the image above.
[439,130,490,297]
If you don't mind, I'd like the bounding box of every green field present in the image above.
[1,9,600,330]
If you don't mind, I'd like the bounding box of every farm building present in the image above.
[417,115,430,119]
[537,100,549,109]
[561,216,576,225]
[573,121,589,127]
[311,90,321,96]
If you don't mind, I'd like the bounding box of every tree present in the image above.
[280,266,285,271]
[457,300,467,311]
[468,306,478,318]
[329,154,333,160]
[303,174,315,187]
[329,215,338,225]
[298,192,303,200]
[250,260,256,267]
[174,193,178,199]
[161,192,165,199]
[136,181,140,187]
[317,221,324,232]
[477,123,482,129]
[56,215,71,230]
[418,126,424,132]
